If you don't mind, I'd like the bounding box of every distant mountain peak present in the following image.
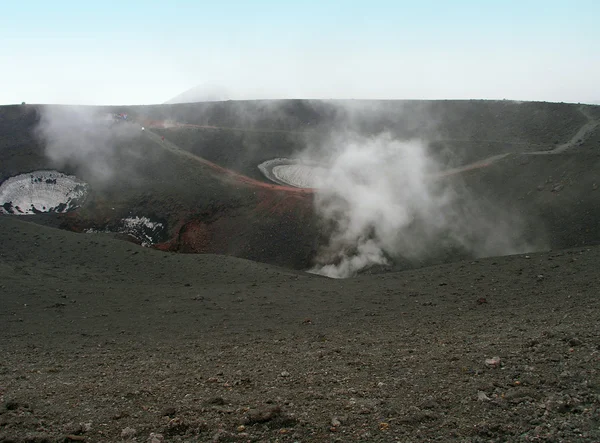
[165,84,230,104]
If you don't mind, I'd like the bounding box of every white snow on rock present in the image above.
[258,158,326,189]
[121,216,164,246]
[0,170,88,215]
[272,164,327,189]
[85,216,164,247]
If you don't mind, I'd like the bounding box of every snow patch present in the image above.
[0,170,88,215]
[258,158,325,189]
[85,216,165,247]
[121,216,164,246]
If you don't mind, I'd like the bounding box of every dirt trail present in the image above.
[525,106,599,155]
[142,129,313,194]
[439,106,599,175]
[169,122,307,136]
[144,106,598,189]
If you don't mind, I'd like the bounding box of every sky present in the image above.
[1,0,599,105]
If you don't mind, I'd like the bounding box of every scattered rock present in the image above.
[485,356,501,368]
[244,405,281,424]
[398,407,438,424]
[63,422,91,436]
[147,433,164,443]
[206,397,225,406]
[4,400,29,411]
[161,406,176,417]
[504,387,541,403]
[121,427,137,439]
[420,396,438,409]
[164,417,189,436]
[477,391,491,401]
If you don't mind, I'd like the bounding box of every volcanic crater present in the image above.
[2,99,600,442]
[1,100,599,272]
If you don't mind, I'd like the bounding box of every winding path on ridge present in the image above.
[144,105,598,191]
[142,129,313,194]
[431,105,599,177]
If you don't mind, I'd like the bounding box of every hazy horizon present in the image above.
[2,1,599,106]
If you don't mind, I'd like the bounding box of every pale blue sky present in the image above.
[1,0,598,105]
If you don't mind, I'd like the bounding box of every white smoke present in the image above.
[307,131,533,278]
[35,106,141,184]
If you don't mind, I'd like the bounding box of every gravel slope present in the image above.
[1,216,599,442]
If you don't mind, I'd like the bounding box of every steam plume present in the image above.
[307,131,534,278]
[35,106,141,184]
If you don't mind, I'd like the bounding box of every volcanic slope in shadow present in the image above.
[141,100,600,271]
[1,100,599,273]
[1,215,599,442]
[0,104,319,269]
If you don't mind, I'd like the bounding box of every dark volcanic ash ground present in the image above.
[0,100,599,442]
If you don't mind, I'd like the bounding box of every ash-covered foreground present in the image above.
[0,216,599,442]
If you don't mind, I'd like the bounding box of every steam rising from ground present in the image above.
[304,132,533,278]
[35,106,141,184]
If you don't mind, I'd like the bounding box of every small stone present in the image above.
[568,338,582,346]
[4,400,28,411]
[280,371,290,377]
[207,397,225,405]
[244,405,281,424]
[148,433,164,443]
[64,422,88,436]
[162,406,176,417]
[485,356,501,368]
[121,427,137,439]
[477,391,491,401]
[331,417,341,427]
[237,425,246,432]
[420,396,438,409]
[164,417,189,435]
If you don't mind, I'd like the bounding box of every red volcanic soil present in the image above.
[145,122,314,194]
[154,189,314,260]
[135,128,317,262]
[253,190,313,217]
[201,159,314,194]
[160,219,213,253]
